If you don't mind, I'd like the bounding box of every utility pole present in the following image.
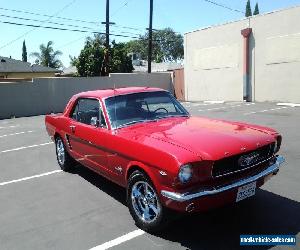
[105,0,109,75]
[101,0,111,76]
[148,0,153,73]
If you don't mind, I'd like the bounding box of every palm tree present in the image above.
[30,41,63,69]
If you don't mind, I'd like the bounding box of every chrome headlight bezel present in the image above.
[273,140,278,154]
[178,164,193,184]
[274,136,282,153]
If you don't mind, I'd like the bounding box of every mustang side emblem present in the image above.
[238,151,260,167]
[115,166,123,173]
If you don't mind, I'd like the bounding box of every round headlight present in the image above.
[178,164,193,183]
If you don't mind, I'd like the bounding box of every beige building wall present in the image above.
[251,7,300,102]
[184,6,300,103]
[185,19,249,101]
[0,72,173,119]
[0,72,56,78]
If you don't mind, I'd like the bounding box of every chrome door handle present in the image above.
[69,125,76,133]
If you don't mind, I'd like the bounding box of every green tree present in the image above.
[72,34,133,76]
[22,40,27,62]
[110,41,134,73]
[125,39,148,60]
[125,28,184,63]
[74,34,105,76]
[245,0,252,17]
[154,28,184,62]
[69,55,77,67]
[253,3,259,15]
[30,41,62,69]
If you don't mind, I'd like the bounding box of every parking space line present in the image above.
[185,102,230,107]
[0,170,62,186]
[0,130,34,138]
[277,102,300,107]
[203,100,225,104]
[190,103,211,106]
[0,125,19,129]
[89,229,145,250]
[243,106,288,115]
[198,104,242,112]
[0,142,53,154]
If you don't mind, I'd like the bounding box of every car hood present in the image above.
[121,116,276,160]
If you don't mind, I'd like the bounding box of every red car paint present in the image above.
[45,87,283,212]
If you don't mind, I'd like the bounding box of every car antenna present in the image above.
[113,82,117,133]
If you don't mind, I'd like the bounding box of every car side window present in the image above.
[70,98,107,128]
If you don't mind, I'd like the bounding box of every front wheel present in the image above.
[55,136,74,171]
[127,170,169,232]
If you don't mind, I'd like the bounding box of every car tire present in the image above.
[55,136,74,172]
[127,170,169,232]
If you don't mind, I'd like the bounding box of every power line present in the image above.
[0,13,143,37]
[57,35,87,49]
[0,4,179,51]
[110,29,142,36]
[56,30,142,52]
[0,5,179,36]
[0,20,177,44]
[114,24,182,36]
[0,20,141,39]
[0,0,77,50]
[114,24,145,32]
[111,0,133,17]
[0,6,99,25]
[154,1,183,36]
[0,14,97,30]
[201,0,244,14]
[0,12,174,37]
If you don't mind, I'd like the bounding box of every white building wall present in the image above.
[185,6,300,103]
[251,7,300,102]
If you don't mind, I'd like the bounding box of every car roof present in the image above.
[74,87,166,99]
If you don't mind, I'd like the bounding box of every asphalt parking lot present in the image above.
[0,101,299,250]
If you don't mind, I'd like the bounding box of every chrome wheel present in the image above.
[131,181,161,223]
[56,138,65,165]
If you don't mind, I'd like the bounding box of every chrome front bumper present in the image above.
[161,155,285,202]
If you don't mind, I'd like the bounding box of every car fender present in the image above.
[125,160,174,196]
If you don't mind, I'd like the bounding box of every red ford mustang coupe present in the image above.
[45,87,284,232]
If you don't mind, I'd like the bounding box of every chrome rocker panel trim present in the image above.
[161,155,285,202]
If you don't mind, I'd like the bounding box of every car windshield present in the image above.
[105,91,189,129]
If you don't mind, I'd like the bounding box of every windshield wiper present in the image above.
[116,114,189,129]
[117,119,156,129]
[155,114,189,120]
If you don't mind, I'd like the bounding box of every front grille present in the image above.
[212,143,274,178]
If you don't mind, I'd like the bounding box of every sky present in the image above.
[0,0,300,68]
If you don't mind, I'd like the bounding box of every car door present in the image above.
[67,98,109,173]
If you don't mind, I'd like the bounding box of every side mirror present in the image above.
[90,116,99,127]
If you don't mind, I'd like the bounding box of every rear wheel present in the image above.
[55,136,74,171]
[127,170,169,232]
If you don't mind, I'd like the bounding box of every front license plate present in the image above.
[236,182,256,202]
